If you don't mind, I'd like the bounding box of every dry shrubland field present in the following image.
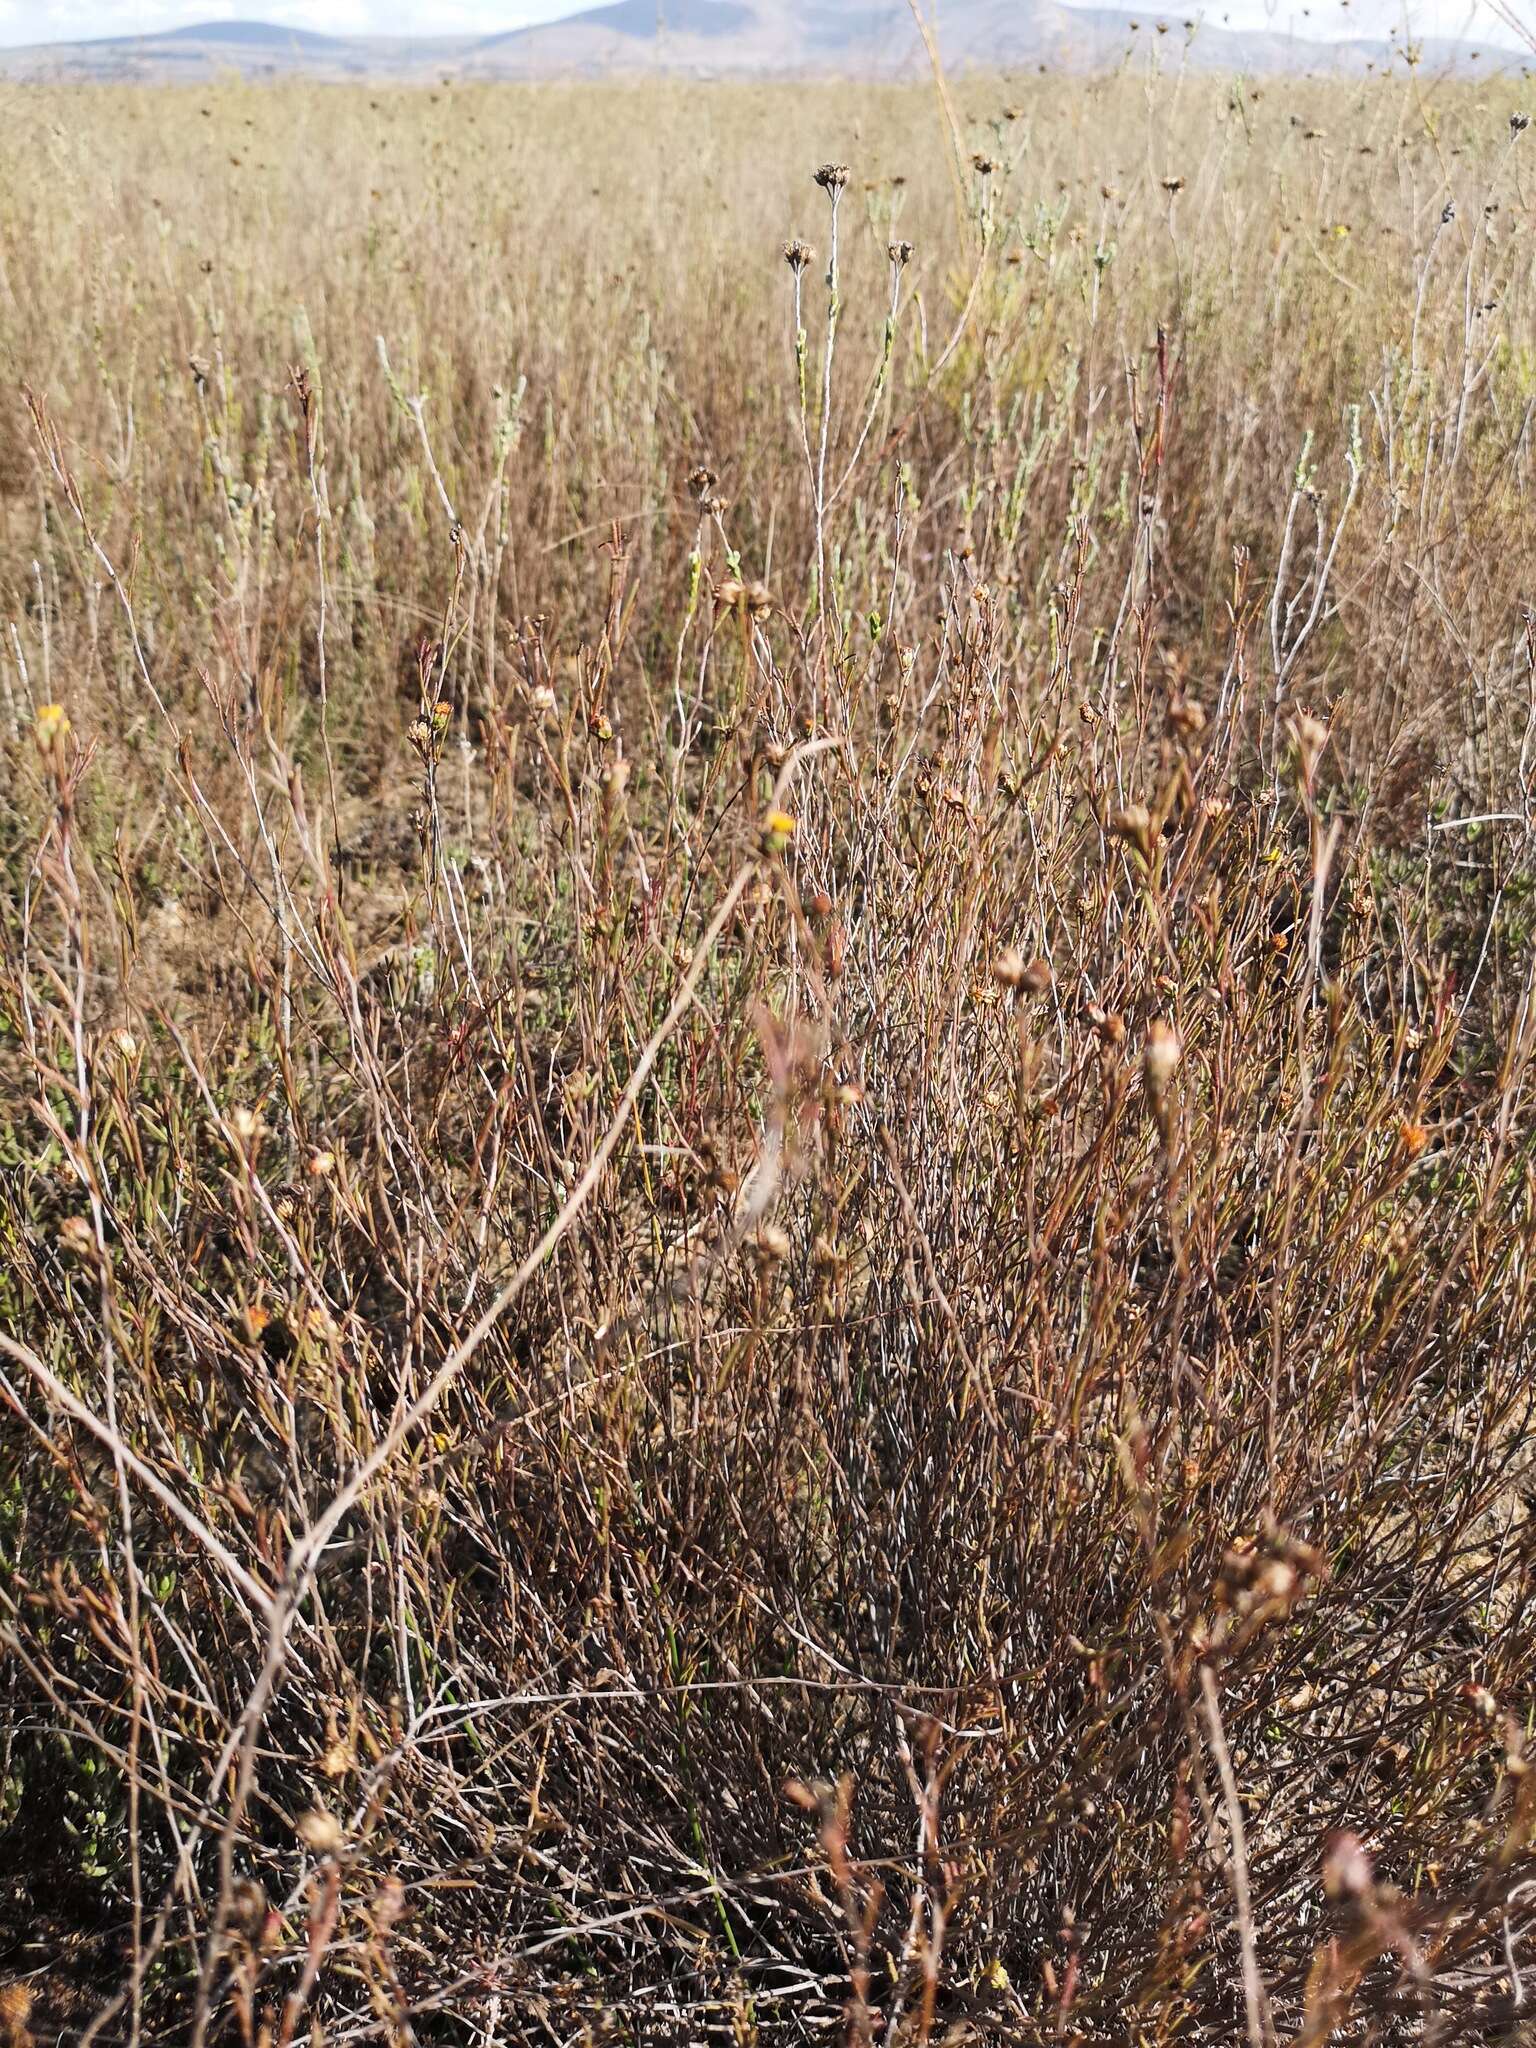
[6,52,1536,2046]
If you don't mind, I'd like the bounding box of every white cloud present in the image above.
[1194,0,1530,42]
[1,0,1528,53]
[0,0,598,45]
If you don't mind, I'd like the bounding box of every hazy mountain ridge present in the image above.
[156,17,346,42]
[0,0,1524,80]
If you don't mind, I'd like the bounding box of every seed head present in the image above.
[753,1222,791,1265]
[1111,803,1155,861]
[783,236,814,272]
[230,1106,263,1146]
[1143,1019,1182,1099]
[1169,694,1206,737]
[1322,1831,1375,1902]
[296,1806,346,1856]
[716,578,773,619]
[319,1730,356,1781]
[1291,708,1329,783]
[1255,1557,1298,1601]
[1513,110,1531,133]
[372,1876,408,1933]
[59,1215,96,1258]
[992,947,1026,990]
[814,163,849,194]
[0,1981,35,2048]
[888,239,914,267]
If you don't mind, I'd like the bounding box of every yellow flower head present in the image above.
[34,704,71,748]
[760,809,797,856]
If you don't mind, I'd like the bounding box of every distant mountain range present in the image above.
[0,0,1524,80]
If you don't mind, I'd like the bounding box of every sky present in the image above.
[0,0,1527,49]
[0,0,594,40]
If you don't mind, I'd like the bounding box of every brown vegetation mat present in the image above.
[2,66,1536,2048]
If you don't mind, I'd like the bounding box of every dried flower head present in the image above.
[373,1876,408,1931]
[783,236,814,272]
[0,1980,35,2048]
[888,239,914,267]
[992,946,1027,991]
[753,1222,792,1266]
[716,578,773,619]
[1462,1680,1499,1723]
[59,1215,96,1258]
[1111,803,1155,861]
[1169,694,1206,737]
[1513,110,1531,133]
[814,163,850,194]
[1322,1831,1375,1902]
[296,1806,346,1856]
[1143,1019,1182,1099]
[1291,708,1329,783]
[319,1728,357,1780]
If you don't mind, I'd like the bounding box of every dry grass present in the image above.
[3,59,1536,2047]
